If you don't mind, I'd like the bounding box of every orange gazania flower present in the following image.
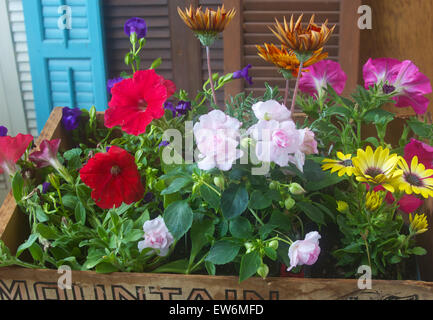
[257,43,328,77]
[269,14,335,52]
[177,5,236,34]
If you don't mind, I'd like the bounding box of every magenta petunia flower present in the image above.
[404,138,433,169]
[299,60,347,97]
[29,139,61,169]
[363,58,432,114]
[398,195,423,214]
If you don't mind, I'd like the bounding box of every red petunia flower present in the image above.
[0,134,33,175]
[80,146,144,209]
[104,69,176,136]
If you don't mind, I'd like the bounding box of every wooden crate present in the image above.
[1,107,433,300]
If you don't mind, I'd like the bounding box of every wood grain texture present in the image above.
[168,0,203,98]
[359,0,433,116]
[0,267,433,300]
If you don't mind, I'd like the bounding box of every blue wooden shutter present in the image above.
[23,0,108,132]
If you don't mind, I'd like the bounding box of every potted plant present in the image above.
[1,6,433,300]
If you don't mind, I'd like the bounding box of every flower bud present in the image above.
[192,182,200,194]
[289,183,306,195]
[244,242,254,253]
[48,173,60,189]
[268,240,279,250]
[336,201,349,213]
[257,264,269,279]
[285,197,296,210]
[240,137,250,149]
[269,181,279,190]
[213,176,225,189]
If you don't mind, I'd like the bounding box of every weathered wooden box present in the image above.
[1,107,433,300]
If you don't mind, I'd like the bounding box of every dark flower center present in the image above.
[111,165,121,176]
[383,84,396,94]
[138,99,148,111]
[405,173,423,187]
[365,167,383,178]
[340,159,353,167]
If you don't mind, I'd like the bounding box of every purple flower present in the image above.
[143,192,154,202]
[159,140,170,148]
[42,182,51,194]
[175,101,192,117]
[233,64,253,85]
[164,102,176,117]
[124,17,147,39]
[62,107,82,131]
[106,146,111,152]
[164,101,192,118]
[0,126,7,137]
[107,77,124,94]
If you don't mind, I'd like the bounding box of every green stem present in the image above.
[290,60,304,116]
[206,46,218,107]
[249,208,265,226]
[202,181,221,197]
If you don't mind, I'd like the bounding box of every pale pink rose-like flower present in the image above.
[250,120,305,170]
[252,100,291,122]
[363,58,432,114]
[138,217,174,257]
[287,231,321,272]
[299,60,347,97]
[299,128,318,155]
[193,110,243,171]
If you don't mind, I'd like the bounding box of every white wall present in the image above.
[0,0,37,203]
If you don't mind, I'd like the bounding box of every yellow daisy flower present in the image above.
[409,213,429,235]
[322,152,354,177]
[395,156,433,199]
[351,146,402,193]
[365,191,383,211]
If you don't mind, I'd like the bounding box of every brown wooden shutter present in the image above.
[223,0,361,107]
[103,0,173,81]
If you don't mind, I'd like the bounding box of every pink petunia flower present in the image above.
[287,231,321,272]
[250,120,305,170]
[138,216,174,257]
[404,138,433,170]
[363,58,432,114]
[0,134,33,176]
[29,139,61,170]
[193,110,243,171]
[299,60,347,97]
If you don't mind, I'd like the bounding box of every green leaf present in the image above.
[200,184,220,209]
[16,233,39,258]
[35,207,49,223]
[229,216,253,239]
[63,148,82,161]
[83,251,105,270]
[264,247,277,261]
[221,184,249,220]
[74,202,86,225]
[95,262,118,274]
[407,119,432,138]
[36,224,59,240]
[12,172,24,203]
[29,243,44,262]
[365,137,380,148]
[297,202,325,225]
[123,229,144,243]
[190,218,214,263]
[205,261,216,275]
[363,108,394,124]
[206,240,241,265]
[161,177,192,195]
[410,247,427,256]
[248,190,272,210]
[239,252,261,282]
[153,259,189,274]
[150,57,162,70]
[164,201,193,240]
